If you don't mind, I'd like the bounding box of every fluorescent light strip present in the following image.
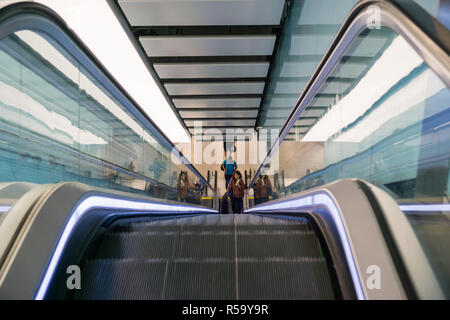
[334,69,445,143]
[34,196,216,300]
[37,0,190,143]
[399,204,450,212]
[245,193,366,300]
[0,205,12,213]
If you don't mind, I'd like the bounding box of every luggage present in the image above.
[220,193,229,214]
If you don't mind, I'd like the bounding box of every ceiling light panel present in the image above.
[140,35,276,57]
[154,62,270,79]
[118,0,285,26]
[280,61,366,78]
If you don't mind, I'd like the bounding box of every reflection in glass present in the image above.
[275,28,449,205]
[262,26,449,296]
[411,0,441,18]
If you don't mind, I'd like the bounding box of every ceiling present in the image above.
[113,0,394,144]
[115,0,288,141]
[256,0,361,138]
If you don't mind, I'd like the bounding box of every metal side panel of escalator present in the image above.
[0,179,423,300]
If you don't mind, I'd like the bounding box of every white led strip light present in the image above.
[399,204,450,213]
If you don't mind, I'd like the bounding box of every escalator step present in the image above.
[238,258,334,300]
[164,260,235,299]
[75,257,334,300]
[114,223,313,236]
[76,214,336,300]
[96,232,176,259]
[113,225,181,233]
[115,214,312,232]
[172,225,235,234]
[237,224,313,233]
[117,224,313,234]
[75,259,166,300]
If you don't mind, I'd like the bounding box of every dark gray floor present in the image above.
[75,214,336,300]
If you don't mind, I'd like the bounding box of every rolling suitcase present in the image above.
[220,193,229,214]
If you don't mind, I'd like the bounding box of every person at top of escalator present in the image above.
[227,170,245,214]
[177,171,193,202]
[221,153,237,192]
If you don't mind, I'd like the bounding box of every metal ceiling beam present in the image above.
[139,35,277,57]
[161,77,267,83]
[113,0,292,138]
[176,107,259,112]
[108,0,191,139]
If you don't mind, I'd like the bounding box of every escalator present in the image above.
[71,214,336,300]
[0,0,448,301]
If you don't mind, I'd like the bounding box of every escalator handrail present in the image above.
[0,183,51,284]
[0,1,214,192]
[0,181,217,299]
[246,179,444,299]
[249,0,450,189]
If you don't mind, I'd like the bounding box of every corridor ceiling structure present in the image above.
[114,0,288,141]
[113,0,393,143]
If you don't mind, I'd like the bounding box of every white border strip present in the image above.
[0,205,12,213]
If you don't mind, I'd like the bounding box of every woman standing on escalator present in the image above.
[254,174,272,205]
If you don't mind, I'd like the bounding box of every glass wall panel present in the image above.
[269,27,449,203]
[258,0,359,133]
[258,0,447,142]
[0,29,207,205]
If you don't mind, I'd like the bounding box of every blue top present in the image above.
[222,160,237,175]
[153,159,166,179]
